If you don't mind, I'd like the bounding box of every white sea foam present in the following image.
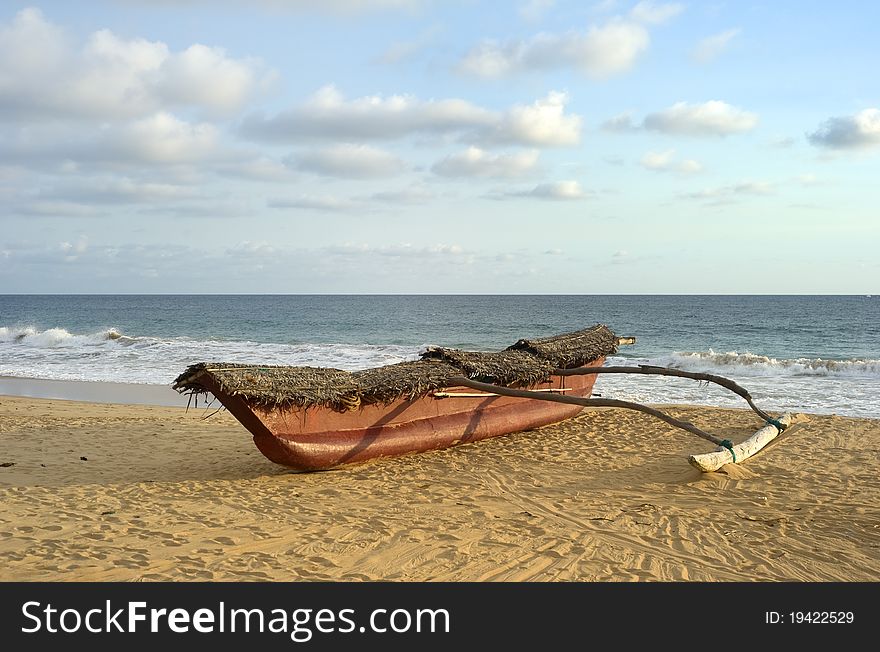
[0,325,420,386]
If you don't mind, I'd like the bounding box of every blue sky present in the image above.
[1,0,878,293]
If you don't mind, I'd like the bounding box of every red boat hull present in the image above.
[199,358,604,470]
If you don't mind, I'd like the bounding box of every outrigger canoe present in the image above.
[172,325,622,471]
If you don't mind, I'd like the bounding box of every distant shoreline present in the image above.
[0,376,188,407]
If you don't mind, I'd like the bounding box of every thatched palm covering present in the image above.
[508,324,619,369]
[173,363,361,412]
[172,324,618,411]
[352,360,461,406]
[421,348,555,386]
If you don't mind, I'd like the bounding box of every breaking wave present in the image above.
[0,326,143,348]
[655,350,880,378]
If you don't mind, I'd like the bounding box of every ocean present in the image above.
[1,295,878,418]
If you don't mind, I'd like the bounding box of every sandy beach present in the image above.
[1,394,878,582]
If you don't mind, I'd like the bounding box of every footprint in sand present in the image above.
[118,559,151,569]
[81,533,105,541]
[308,555,338,567]
[434,533,460,542]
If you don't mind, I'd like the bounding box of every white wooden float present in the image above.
[688,413,793,472]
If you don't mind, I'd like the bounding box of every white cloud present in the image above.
[0,8,269,122]
[639,149,703,174]
[458,19,650,79]
[0,8,74,118]
[639,150,674,170]
[157,44,269,115]
[267,195,361,212]
[39,176,199,204]
[215,157,299,182]
[487,91,582,146]
[628,1,683,24]
[691,28,740,64]
[807,109,880,150]
[241,85,496,141]
[681,180,774,203]
[0,112,232,171]
[100,112,221,164]
[16,200,105,218]
[59,236,89,261]
[524,180,587,199]
[601,112,639,132]
[431,147,540,178]
[458,4,677,78]
[324,243,473,264]
[491,180,588,200]
[677,159,704,174]
[227,240,277,257]
[288,144,406,178]
[768,135,797,148]
[643,101,758,136]
[604,102,757,137]
[242,87,581,147]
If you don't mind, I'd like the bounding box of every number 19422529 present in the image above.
[765,612,854,624]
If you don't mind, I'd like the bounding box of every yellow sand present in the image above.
[1,395,878,581]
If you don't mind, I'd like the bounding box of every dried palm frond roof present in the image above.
[352,360,461,407]
[420,348,555,387]
[172,363,360,412]
[172,324,618,411]
[508,324,619,369]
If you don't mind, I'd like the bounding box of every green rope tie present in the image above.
[766,417,786,431]
[719,439,736,463]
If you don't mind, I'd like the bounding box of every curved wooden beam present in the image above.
[553,365,779,425]
[446,376,724,446]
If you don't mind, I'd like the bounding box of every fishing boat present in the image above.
[173,325,623,471]
[174,323,793,472]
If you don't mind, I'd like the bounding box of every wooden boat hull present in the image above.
[197,358,605,470]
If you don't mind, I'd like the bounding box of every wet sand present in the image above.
[1,394,878,581]
[0,376,188,407]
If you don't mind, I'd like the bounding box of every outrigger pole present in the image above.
[445,366,793,472]
[554,365,779,425]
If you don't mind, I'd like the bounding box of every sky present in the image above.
[1,0,878,294]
